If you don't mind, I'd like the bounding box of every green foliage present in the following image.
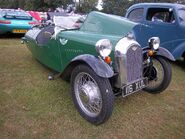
[76,0,98,13]
[0,0,72,11]
[102,0,134,15]
[0,0,185,13]
[0,0,19,9]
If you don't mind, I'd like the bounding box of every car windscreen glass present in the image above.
[127,8,144,22]
[0,11,6,17]
[54,15,83,29]
[178,8,185,22]
[4,11,32,20]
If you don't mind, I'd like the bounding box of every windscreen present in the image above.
[53,15,84,29]
[1,10,32,20]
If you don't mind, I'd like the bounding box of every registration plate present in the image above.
[122,78,148,97]
[12,29,27,33]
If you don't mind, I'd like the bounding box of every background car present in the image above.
[0,9,38,34]
[27,11,42,23]
[125,3,185,60]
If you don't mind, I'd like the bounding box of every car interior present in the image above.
[147,8,175,23]
[36,26,55,46]
[26,15,84,46]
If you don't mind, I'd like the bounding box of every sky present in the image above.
[96,0,103,10]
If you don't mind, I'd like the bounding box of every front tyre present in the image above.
[143,56,172,94]
[183,54,185,62]
[71,65,114,125]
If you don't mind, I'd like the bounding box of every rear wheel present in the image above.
[71,65,114,125]
[143,57,172,93]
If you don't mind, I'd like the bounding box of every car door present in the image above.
[137,7,180,52]
[32,26,62,72]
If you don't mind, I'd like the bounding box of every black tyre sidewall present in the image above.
[71,64,114,125]
[144,56,172,94]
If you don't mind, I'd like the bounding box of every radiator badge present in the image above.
[132,46,137,51]
[60,38,68,45]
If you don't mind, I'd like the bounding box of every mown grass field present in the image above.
[0,37,185,139]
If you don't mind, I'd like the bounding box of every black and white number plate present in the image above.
[122,78,148,97]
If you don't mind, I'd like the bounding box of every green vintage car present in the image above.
[23,11,175,125]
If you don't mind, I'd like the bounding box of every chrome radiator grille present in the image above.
[114,38,143,88]
[126,45,143,83]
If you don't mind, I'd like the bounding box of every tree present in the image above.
[102,0,135,15]
[0,0,19,9]
[76,0,98,13]
[0,0,184,13]
[0,0,72,11]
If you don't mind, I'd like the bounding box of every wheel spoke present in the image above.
[86,102,101,113]
[147,59,164,88]
[74,72,102,117]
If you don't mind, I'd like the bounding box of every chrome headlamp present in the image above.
[148,37,160,50]
[95,39,112,58]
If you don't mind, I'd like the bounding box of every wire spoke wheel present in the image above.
[143,56,172,93]
[71,65,114,125]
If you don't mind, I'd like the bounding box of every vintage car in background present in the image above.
[22,11,174,125]
[28,11,47,23]
[0,9,38,34]
[125,3,185,60]
[28,11,42,23]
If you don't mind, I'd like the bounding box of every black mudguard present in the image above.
[157,47,175,61]
[72,54,114,78]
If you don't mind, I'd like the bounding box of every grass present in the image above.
[0,37,185,139]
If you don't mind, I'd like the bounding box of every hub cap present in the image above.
[74,72,102,117]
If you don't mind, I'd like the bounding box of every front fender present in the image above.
[157,47,175,61]
[72,54,114,78]
[171,42,185,59]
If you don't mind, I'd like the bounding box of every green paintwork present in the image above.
[24,11,137,72]
[80,12,137,36]
[26,38,62,71]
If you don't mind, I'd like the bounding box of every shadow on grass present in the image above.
[0,33,24,39]
[172,59,185,71]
